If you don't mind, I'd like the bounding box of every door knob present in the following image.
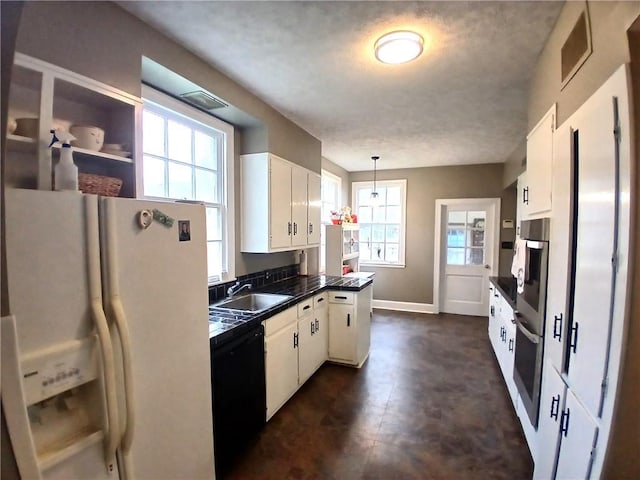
[484,264,491,269]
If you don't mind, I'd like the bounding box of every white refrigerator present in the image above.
[2,188,215,479]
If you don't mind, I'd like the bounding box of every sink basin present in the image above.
[214,293,292,313]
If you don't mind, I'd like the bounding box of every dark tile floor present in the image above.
[223,310,533,480]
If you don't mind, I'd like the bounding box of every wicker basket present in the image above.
[78,173,123,197]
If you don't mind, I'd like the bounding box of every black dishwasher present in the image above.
[210,324,266,475]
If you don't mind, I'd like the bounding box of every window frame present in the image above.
[140,85,235,285]
[352,179,407,268]
[319,169,342,273]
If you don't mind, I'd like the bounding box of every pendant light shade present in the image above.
[370,156,380,204]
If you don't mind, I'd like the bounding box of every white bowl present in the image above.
[102,143,125,151]
[70,125,105,151]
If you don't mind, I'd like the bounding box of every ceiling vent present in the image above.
[560,8,592,89]
[180,90,228,110]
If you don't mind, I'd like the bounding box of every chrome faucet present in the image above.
[227,281,252,298]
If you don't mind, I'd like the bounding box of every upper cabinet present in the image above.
[521,104,556,219]
[6,53,142,197]
[241,152,321,253]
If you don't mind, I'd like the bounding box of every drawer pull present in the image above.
[335,295,348,300]
[317,298,325,303]
[303,305,311,311]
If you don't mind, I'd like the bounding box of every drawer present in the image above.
[297,298,313,318]
[263,307,297,336]
[313,293,328,310]
[328,291,354,304]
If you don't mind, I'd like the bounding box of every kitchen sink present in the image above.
[214,293,293,313]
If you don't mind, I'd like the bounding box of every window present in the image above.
[446,210,486,265]
[141,86,235,285]
[352,179,406,267]
[320,169,342,272]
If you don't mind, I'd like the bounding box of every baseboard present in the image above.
[372,299,436,314]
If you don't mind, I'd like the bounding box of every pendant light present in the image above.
[370,156,380,204]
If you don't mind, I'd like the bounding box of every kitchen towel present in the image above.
[512,237,528,294]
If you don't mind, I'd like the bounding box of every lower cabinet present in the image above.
[264,308,299,421]
[488,284,517,408]
[328,286,371,367]
[534,362,599,479]
[264,292,330,421]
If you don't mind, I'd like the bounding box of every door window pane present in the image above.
[467,248,484,265]
[447,211,466,227]
[447,248,465,265]
[447,229,465,247]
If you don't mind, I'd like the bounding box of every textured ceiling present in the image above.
[118,1,564,172]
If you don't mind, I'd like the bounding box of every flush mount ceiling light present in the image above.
[375,30,424,64]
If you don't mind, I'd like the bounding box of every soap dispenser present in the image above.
[49,129,79,191]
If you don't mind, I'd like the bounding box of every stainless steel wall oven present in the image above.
[513,218,550,428]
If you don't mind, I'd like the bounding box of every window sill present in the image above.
[360,263,406,269]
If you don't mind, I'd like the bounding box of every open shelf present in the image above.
[7,134,38,153]
[51,143,133,164]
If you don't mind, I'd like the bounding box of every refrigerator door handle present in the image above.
[103,198,136,458]
[85,196,120,471]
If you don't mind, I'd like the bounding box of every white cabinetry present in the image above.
[328,286,371,367]
[264,292,328,420]
[6,53,141,197]
[521,104,556,218]
[534,364,598,480]
[487,283,517,408]
[325,224,360,276]
[297,293,328,384]
[241,153,321,252]
[264,307,299,420]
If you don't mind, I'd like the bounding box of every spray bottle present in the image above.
[49,129,78,191]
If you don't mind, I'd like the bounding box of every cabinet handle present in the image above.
[523,186,529,205]
[508,338,514,352]
[347,313,351,327]
[317,298,325,303]
[309,223,313,234]
[560,408,571,437]
[293,332,298,348]
[569,321,579,354]
[490,305,495,317]
[288,222,292,236]
[335,295,347,300]
[303,305,311,311]
[293,222,298,235]
[553,313,563,341]
[315,319,319,331]
[311,321,315,335]
[550,394,560,420]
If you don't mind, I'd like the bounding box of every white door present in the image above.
[436,198,500,316]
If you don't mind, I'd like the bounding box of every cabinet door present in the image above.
[314,300,329,367]
[307,173,321,245]
[356,286,372,364]
[297,316,315,385]
[517,172,529,232]
[555,388,599,480]
[534,362,566,480]
[526,105,555,215]
[328,304,356,362]
[265,322,298,420]
[269,156,292,249]
[291,166,308,247]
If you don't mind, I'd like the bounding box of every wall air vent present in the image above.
[560,7,592,89]
[180,90,228,110]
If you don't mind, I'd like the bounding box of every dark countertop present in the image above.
[209,275,373,346]
[490,276,517,309]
